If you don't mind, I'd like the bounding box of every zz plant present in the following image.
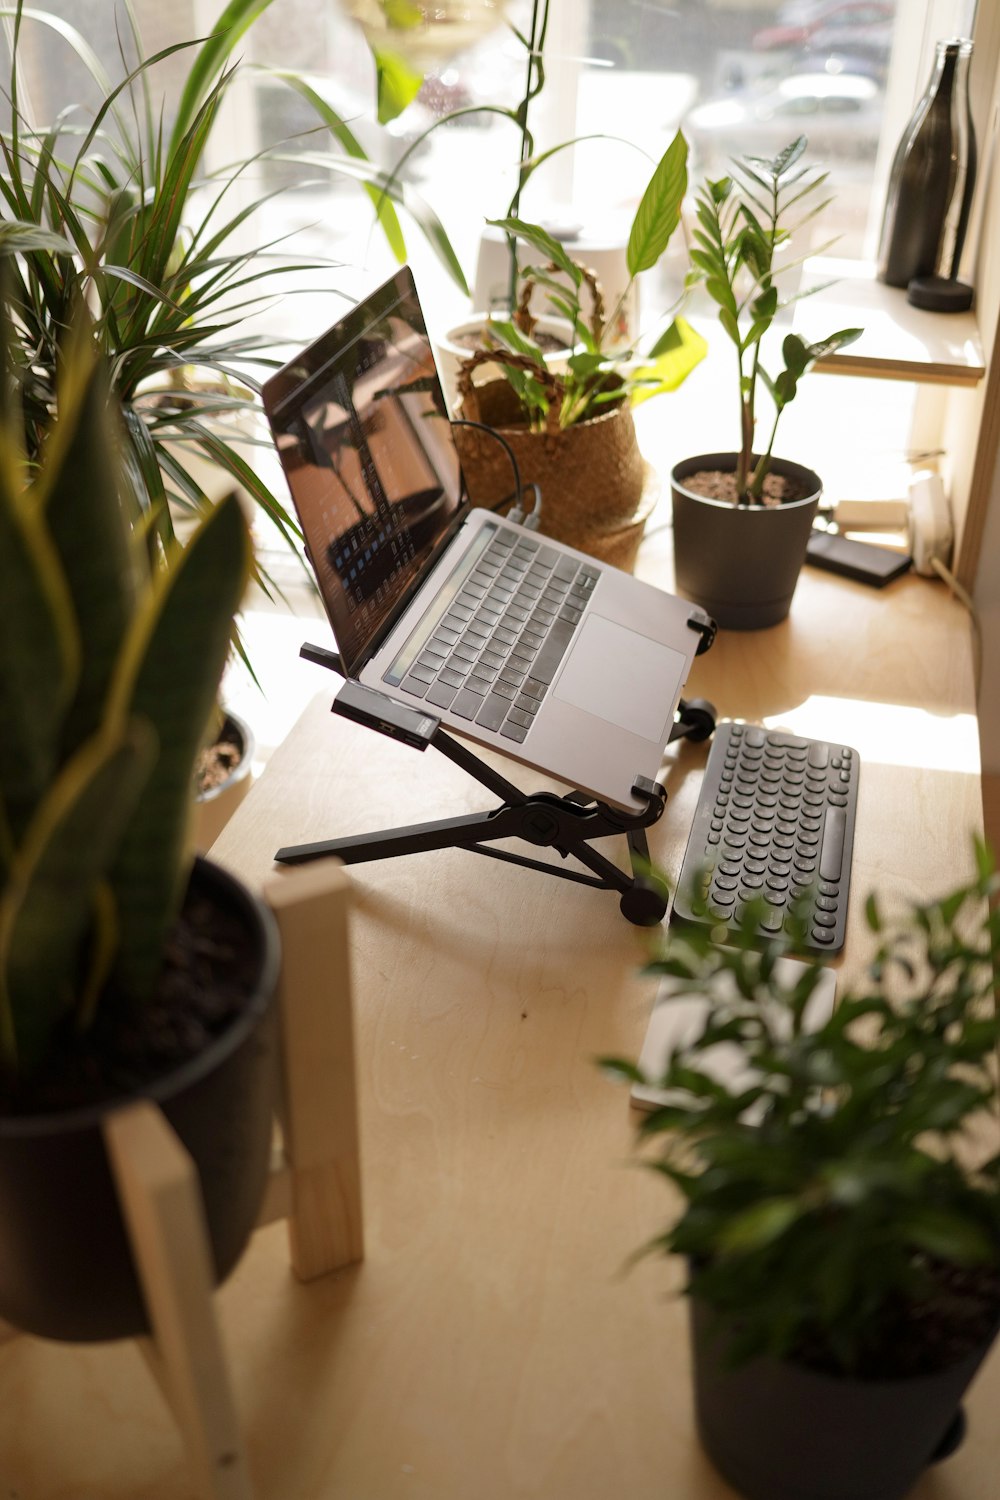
[690,136,862,504]
[603,859,1000,1377]
[0,315,251,1082]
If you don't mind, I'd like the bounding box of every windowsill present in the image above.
[791,257,985,388]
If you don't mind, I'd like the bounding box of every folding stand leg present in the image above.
[104,1102,254,1500]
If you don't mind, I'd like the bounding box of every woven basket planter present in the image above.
[454,372,649,569]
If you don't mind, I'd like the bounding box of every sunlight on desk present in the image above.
[767,696,981,773]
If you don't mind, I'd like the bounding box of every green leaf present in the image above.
[630,317,708,405]
[265,67,406,260]
[626,130,687,277]
[718,1196,800,1253]
[107,492,252,1002]
[372,45,424,125]
[487,216,582,285]
[169,0,277,152]
[0,721,156,1072]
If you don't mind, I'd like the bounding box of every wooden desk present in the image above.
[1,546,995,1500]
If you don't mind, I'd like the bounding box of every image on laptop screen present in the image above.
[264,268,464,676]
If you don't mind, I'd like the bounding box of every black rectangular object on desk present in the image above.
[805,531,911,587]
[670,721,859,955]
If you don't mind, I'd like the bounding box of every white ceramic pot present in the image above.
[433,313,577,415]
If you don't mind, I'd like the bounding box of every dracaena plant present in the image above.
[455,130,707,432]
[0,0,466,596]
[689,136,862,504]
[0,310,252,1083]
[601,855,1000,1377]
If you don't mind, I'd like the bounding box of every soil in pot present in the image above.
[680,467,815,506]
[0,858,279,1342]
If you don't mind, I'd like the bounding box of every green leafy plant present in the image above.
[456,130,707,432]
[601,854,1000,1377]
[0,307,252,1082]
[689,136,862,504]
[0,0,466,591]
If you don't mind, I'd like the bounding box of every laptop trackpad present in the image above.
[553,614,687,742]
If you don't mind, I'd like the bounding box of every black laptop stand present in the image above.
[275,634,716,926]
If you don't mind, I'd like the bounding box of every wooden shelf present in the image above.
[792,257,985,387]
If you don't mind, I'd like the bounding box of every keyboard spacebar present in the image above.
[820,806,846,882]
[530,619,576,684]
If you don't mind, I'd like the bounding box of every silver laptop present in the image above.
[262,266,712,815]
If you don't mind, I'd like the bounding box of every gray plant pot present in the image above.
[671,453,822,630]
[691,1297,997,1500]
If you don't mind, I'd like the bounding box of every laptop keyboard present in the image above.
[384,529,600,743]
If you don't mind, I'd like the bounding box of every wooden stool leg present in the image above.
[263,862,364,1279]
[104,1102,254,1500]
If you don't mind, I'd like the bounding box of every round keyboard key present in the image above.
[776,819,797,836]
[812,926,836,944]
[758,792,779,808]
[819,880,840,897]
[714,874,738,892]
[813,910,837,929]
[707,831,721,844]
[773,833,794,852]
[711,889,736,907]
[830,792,849,807]
[766,874,789,894]
[816,894,839,912]
[749,830,771,848]
[719,859,741,877]
[711,817,724,832]
[745,856,767,875]
[741,870,764,889]
[768,860,792,877]
[831,756,843,769]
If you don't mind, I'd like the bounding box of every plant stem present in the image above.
[506,0,548,313]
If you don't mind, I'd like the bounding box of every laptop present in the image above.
[262,266,712,815]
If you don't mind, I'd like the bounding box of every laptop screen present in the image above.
[263,267,465,677]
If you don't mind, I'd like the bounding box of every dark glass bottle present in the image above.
[877,39,976,289]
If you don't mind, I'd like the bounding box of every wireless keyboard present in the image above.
[671,721,859,955]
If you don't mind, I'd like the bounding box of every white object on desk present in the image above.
[630,959,837,1115]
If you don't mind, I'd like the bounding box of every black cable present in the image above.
[450,416,523,519]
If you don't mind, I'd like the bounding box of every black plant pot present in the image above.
[0,857,280,1343]
[671,453,821,630]
[691,1298,998,1500]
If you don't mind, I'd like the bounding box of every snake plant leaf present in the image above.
[106,491,252,1004]
[0,404,79,847]
[40,340,140,762]
[0,720,157,1074]
[627,131,688,278]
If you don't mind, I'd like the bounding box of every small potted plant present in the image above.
[0,316,280,1344]
[671,136,862,628]
[453,130,707,569]
[601,859,1000,1500]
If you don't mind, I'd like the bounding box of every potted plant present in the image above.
[452,129,707,569]
[671,136,862,628]
[0,313,281,1344]
[601,857,1000,1500]
[194,706,256,854]
[0,0,468,589]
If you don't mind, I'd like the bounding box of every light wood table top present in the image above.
[1,538,995,1500]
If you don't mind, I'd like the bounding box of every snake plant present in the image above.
[0,311,252,1078]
